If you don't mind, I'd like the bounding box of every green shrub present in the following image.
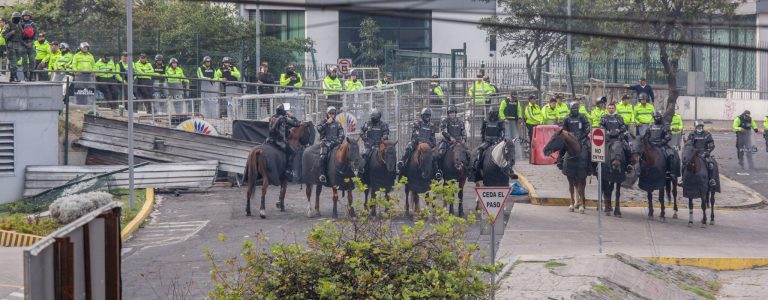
[205,178,498,299]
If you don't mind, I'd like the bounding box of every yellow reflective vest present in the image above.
[634,103,655,124]
[542,105,561,125]
[524,103,542,125]
[670,114,683,134]
[589,107,606,127]
[323,76,343,94]
[616,102,634,124]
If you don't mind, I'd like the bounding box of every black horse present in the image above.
[362,140,398,215]
[633,139,668,221]
[472,140,517,211]
[440,141,471,216]
[402,143,436,215]
[601,139,628,217]
[665,149,682,218]
[681,142,711,227]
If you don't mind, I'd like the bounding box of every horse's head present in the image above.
[450,141,470,172]
[543,129,565,156]
[379,139,399,173]
[291,121,315,147]
[607,139,625,171]
[414,142,434,179]
[340,136,363,174]
[682,141,700,173]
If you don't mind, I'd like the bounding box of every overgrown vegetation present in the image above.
[544,260,567,269]
[0,189,146,235]
[205,178,498,299]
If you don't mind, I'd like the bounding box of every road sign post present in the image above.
[591,128,604,254]
[476,187,511,300]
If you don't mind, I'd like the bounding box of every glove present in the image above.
[754,128,759,133]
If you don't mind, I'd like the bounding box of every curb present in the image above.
[643,257,768,271]
[517,169,765,211]
[121,187,155,241]
[0,230,43,247]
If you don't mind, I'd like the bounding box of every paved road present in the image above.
[121,183,519,299]
[710,131,768,195]
[0,248,24,300]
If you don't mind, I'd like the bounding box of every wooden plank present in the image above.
[26,161,218,174]
[26,170,217,181]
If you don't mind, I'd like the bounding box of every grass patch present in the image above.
[0,189,147,236]
[544,260,567,269]
[112,189,148,231]
[592,283,610,294]
[681,284,716,300]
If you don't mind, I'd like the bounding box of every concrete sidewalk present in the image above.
[514,160,766,209]
[0,248,24,300]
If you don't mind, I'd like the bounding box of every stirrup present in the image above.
[709,179,716,187]
[319,174,327,183]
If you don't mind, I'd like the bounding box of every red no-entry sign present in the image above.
[591,128,605,162]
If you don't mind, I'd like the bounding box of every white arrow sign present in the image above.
[475,187,511,224]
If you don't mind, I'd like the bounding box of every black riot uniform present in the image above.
[398,108,437,174]
[599,112,631,164]
[641,112,675,172]
[437,106,466,162]
[360,108,390,173]
[317,106,346,183]
[687,121,717,185]
[266,104,300,178]
[557,103,590,170]
[473,107,505,171]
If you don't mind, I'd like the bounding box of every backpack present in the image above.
[22,24,34,39]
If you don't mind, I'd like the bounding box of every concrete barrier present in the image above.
[678,95,768,121]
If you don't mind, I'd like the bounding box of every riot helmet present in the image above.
[420,107,432,123]
[370,108,382,122]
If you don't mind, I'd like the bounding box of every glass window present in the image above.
[250,10,305,41]
[339,10,431,63]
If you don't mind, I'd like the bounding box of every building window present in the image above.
[339,10,431,63]
[248,10,305,40]
[0,123,14,176]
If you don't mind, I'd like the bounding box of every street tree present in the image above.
[596,0,738,118]
[348,17,387,65]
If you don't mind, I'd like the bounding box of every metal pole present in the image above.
[597,161,603,254]
[694,95,698,121]
[490,219,496,300]
[254,5,261,74]
[63,77,70,165]
[126,0,136,210]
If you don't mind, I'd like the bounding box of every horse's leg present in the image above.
[474,181,481,211]
[709,191,716,225]
[458,180,465,217]
[259,177,268,219]
[701,190,708,227]
[347,189,356,218]
[447,183,455,215]
[405,185,411,216]
[305,184,313,217]
[602,179,612,216]
[568,177,576,212]
[688,198,694,227]
[658,187,666,222]
[613,182,622,217]
[413,192,420,213]
[315,185,322,216]
[578,178,586,214]
[246,180,253,217]
[646,191,654,219]
[672,177,679,218]
[332,188,339,218]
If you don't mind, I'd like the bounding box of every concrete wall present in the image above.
[305,9,340,65]
[677,96,768,121]
[0,84,63,204]
[432,11,493,60]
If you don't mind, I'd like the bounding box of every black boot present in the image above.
[319,154,328,183]
[283,152,294,180]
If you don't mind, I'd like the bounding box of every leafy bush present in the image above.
[205,178,498,299]
[0,214,61,236]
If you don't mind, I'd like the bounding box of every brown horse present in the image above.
[402,143,435,216]
[303,136,363,218]
[543,129,589,213]
[244,121,314,218]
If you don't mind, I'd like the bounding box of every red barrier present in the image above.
[530,125,560,165]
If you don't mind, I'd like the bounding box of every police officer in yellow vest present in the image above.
[669,108,683,150]
[499,94,523,146]
[429,74,445,104]
[94,54,118,105]
[468,73,495,104]
[542,98,560,125]
[555,94,569,119]
[33,32,50,80]
[523,95,542,143]
[323,66,343,107]
[616,95,635,131]
[634,93,654,136]
[589,97,607,127]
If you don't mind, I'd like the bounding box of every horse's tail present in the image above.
[245,148,263,198]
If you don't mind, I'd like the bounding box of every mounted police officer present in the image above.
[557,102,590,170]
[317,106,346,183]
[360,108,390,174]
[599,103,632,166]
[436,105,466,178]
[266,103,300,179]
[642,111,674,171]
[398,108,437,176]
[687,120,717,186]
[473,107,504,172]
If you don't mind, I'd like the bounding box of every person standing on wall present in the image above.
[624,78,655,103]
[18,10,36,81]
